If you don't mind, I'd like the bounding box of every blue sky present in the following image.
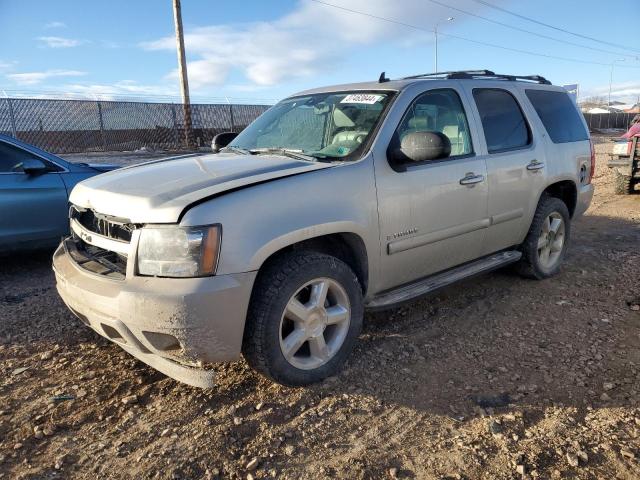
[1,0,639,104]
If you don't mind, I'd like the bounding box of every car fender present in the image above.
[179,157,381,282]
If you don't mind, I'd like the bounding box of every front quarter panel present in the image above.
[179,158,380,289]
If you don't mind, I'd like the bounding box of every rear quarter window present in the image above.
[525,89,589,143]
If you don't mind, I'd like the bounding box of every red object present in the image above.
[588,139,595,184]
[622,122,640,139]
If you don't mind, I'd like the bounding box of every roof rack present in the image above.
[400,70,552,85]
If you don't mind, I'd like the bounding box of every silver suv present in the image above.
[53,70,594,387]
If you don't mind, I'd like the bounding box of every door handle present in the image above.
[526,160,545,171]
[459,173,485,186]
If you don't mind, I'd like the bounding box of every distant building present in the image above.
[609,102,634,111]
[625,103,640,113]
[586,107,620,114]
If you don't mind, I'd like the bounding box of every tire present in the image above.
[614,169,634,195]
[516,195,571,280]
[242,251,364,386]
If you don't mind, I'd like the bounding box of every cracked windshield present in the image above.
[228,92,391,160]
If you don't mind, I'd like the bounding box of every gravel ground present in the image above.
[1,143,639,479]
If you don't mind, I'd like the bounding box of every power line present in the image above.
[309,0,640,69]
[469,0,640,55]
[425,0,638,59]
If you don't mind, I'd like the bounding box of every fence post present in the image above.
[96,101,107,151]
[7,98,18,139]
[229,104,236,132]
[171,104,180,149]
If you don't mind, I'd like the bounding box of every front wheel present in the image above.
[516,195,571,280]
[242,252,363,386]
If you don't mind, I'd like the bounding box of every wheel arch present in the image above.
[252,231,369,296]
[541,180,577,217]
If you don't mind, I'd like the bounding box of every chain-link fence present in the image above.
[0,97,271,154]
[583,111,636,132]
[3,97,636,153]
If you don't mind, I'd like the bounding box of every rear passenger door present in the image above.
[462,86,547,256]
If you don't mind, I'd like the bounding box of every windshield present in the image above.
[228,91,393,160]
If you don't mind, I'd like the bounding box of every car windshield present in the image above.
[228,91,392,161]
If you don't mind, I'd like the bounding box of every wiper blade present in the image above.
[249,148,317,162]
[221,146,251,155]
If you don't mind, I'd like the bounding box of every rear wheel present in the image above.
[516,195,571,280]
[243,252,363,386]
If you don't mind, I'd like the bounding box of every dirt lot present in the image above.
[1,142,639,480]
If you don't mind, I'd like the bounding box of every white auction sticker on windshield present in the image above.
[340,94,383,104]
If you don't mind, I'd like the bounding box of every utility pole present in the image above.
[608,58,625,107]
[434,25,438,73]
[433,17,454,72]
[173,0,193,148]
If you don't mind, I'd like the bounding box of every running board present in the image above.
[366,250,522,310]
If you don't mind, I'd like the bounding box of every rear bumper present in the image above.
[575,183,594,218]
[53,241,257,388]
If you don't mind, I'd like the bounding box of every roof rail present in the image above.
[400,70,552,85]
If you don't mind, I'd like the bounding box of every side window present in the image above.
[396,89,473,157]
[0,141,58,173]
[525,89,589,143]
[473,88,531,153]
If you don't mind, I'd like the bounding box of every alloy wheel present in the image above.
[537,212,565,270]
[279,277,351,370]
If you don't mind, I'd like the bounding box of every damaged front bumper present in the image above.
[53,240,257,388]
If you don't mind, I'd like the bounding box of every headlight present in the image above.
[137,225,221,278]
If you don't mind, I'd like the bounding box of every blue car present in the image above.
[0,134,118,252]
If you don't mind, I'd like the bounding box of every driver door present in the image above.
[373,86,489,290]
[0,140,68,249]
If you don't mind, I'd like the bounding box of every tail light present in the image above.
[588,139,596,184]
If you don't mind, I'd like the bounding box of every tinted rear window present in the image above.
[473,88,531,153]
[525,89,589,143]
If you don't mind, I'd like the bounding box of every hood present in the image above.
[86,163,120,172]
[69,152,333,223]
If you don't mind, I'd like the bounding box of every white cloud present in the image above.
[7,69,87,85]
[45,21,67,29]
[37,36,84,48]
[60,81,179,100]
[140,0,498,88]
[0,60,16,71]
[583,81,640,103]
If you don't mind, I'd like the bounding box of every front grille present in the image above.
[68,205,135,279]
[71,207,134,242]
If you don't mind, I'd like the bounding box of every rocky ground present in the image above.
[1,141,639,479]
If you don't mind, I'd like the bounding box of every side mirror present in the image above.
[18,158,47,175]
[391,131,451,164]
[212,132,239,153]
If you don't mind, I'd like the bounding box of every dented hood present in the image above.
[69,152,333,223]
